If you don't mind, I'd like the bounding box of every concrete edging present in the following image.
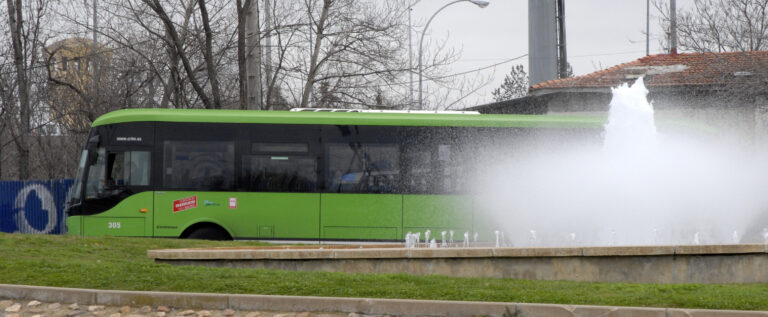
[148,244,768,260]
[1,284,767,317]
[148,244,768,284]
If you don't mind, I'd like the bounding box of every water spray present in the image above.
[441,231,447,248]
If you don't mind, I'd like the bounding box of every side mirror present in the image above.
[87,149,98,163]
[86,135,100,163]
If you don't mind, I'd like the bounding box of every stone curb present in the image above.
[148,244,768,260]
[1,284,767,317]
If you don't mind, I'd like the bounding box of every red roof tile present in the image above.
[530,51,768,91]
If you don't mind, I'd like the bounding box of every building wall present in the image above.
[538,88,765,145]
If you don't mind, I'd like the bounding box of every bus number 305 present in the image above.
[108,222,121,229]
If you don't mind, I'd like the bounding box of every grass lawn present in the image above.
[1,233,767,310]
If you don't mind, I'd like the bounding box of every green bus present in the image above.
[64,108,603,241]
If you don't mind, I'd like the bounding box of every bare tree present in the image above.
[6,0,31,179]
[57,0,239,111]
[0,0,481,179]
[257,0,451,109]
[3,0,53,180]
[141,0,215,109]
[199,0,222,108]
[0,35,13,179]
[492,64,529,102]
[236,0,251,110]
[654,0,768,52]
[55,0,457,113]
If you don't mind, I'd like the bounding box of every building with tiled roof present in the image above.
[530,51,768,94]
[472,51,768,139]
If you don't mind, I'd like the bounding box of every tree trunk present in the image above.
[236,0,250,110]
[300,0,331,107]
[161,27,181,108]
[6,0,30,180]
[263,0,272,109]
[199,0,222,109]
[142,0,213,109]
[245,0,262,110]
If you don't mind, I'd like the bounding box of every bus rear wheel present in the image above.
[185,226,231,240]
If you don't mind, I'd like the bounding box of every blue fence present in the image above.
[0,179,74,234]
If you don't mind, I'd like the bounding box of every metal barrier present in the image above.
[0,179,74,234]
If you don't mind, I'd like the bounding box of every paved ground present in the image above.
[0,299,355,317]
[3,284,768,317]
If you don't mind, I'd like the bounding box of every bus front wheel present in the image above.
[185,226,231,240]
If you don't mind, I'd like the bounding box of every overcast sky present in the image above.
[410,0,695,107]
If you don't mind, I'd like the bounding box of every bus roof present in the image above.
[91,108,606,128]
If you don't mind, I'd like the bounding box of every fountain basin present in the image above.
[148,244,768,284]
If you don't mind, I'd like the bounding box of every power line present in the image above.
[569,50,656,58]
[432,54,527,80]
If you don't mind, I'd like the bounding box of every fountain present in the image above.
[149,78,768,284]
[475,77,768,247]
[441,231,447,248]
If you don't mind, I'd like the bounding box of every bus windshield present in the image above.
[85,148,151,199]
[65,149,89,208]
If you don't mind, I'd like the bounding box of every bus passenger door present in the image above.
[320,193,402,241]
[238,159,320,240]
[237,125,321,241]
[81,147,153,237]
[153,123,239,239]
[400,127,474,242]
[320,126,403,241]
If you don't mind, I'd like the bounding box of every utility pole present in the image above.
[263,0,272,109]
[669,0,677,54]
[646,0,650,55]
[307,18,314,108]
[556,0,567,78]
[408,7,413,109]
[245,0,262,110]
[92,0,99,102]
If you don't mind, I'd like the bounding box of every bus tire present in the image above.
[185,226,231,240]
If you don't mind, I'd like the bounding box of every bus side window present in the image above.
[243,156,317,192]
[109,151,151,187]
[244,142,316,192]
[163,140,235,191]
[109,152,125,185]
[326,143,400,193]
[85,147,107,199]
[128,151,151,186]
[401,127,467,194]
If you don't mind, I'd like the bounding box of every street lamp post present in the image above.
[418,0,489,110]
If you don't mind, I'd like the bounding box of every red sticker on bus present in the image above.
[228,197,237,209]
[173,196,197,213]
